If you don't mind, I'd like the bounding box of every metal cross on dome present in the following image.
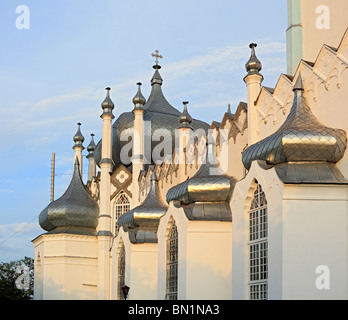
[152,50,163,66]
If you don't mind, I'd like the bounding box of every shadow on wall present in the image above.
[38,276,97,300]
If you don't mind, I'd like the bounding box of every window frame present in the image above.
[165,221,178,300]
[247,183,268,300]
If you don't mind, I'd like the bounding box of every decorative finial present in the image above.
[245,43,262,76]
[133,82,146,108]
[152,50,163,69]
[73,122,85,150]
[87,133,96,154]
[101,86,115,117]
[227,104,231,114]
[178,101,193,129]
[293,72,304,92]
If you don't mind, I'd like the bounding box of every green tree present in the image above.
[0,257,34,300]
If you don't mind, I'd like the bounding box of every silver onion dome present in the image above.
[242,73,347,171]
[245,43,262,76]
[101,87,115,117]
[39,158,99,236]
[73,123,85,150]
[132,82,146,109]
[94,65,210,171]
[166,142,236,221]
[118,170,168,243]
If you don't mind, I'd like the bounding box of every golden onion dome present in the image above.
[242,74,347,170]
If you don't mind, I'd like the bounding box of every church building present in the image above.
[32,0,348,300]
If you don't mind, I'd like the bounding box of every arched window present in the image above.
[117,243,126,300]
[248,182,268,300]
[115,192,130,235]
[166,221,178,300]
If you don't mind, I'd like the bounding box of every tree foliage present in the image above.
[0,257,34,300]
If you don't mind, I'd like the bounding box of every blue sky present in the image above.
[0,0,287,262]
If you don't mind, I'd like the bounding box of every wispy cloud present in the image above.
[0,222,41,262]
[0,189,14,193]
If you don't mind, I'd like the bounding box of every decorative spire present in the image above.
[178,101,193,129]
[101,87,115,117]
[293,72,304,91]
[73,122,85,150]
[227,104,232,114]
[87,134,96,157]
[150,50,164,86]
[152,49,163,69]
[132,82,146,109]
[245,43,262,76]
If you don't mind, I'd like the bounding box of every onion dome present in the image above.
[242,73,348,171]
[87,134,96,158]
[94,59,210,171]
[132,82,146,109]
[245,43,262,76]
[178,101,193,129]
[73,123,85,150]
[166,142,236,221]
[101,87,115,117]
[39,159,99,236]
[117,171,168,243]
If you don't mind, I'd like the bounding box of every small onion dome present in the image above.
[166,143,236,221]
[132,82,146,109]
[73,123,85,150]
[87,134,96,158]
[101,87,115,117]
[242,73,348,171]
[117,171,167,243]
[245,43,262,76]
[39,158,99,236]
[178,101,193,129]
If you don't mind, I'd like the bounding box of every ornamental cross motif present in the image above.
[152,50,163,66]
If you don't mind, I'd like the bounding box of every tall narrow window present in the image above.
[118,243,126,300]
[166,221,178,300]
[248,182,268,300]
[115,192,130,235]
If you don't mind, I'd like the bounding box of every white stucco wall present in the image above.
[282,184,348,300]
[111,229,158,300]
[157,204,232,300]
[33,234,98,300]
[232,161,348,300]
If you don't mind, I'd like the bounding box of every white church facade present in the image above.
[32,0,348,300]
